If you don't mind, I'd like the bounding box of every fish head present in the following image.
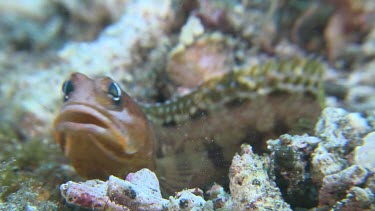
[54,72,156,179]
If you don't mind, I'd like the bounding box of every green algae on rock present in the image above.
[268,134,321,208]
[0,136,69,210]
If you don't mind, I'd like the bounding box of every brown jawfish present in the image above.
[54,58,324,192]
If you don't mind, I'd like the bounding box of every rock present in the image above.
[312,107,371,182]
[168,188,206,211]
[60,169,168,210]
[332,187,375,211]
[318,165,368,207]
[229,145,292,211]
[267,134,321,208]
[354,132,375,173]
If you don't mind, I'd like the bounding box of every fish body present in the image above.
[54,58,324,192]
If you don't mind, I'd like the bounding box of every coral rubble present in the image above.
[229,145,292,211]
[267,107,375,210]
[61,169,168,210]
[60,146,293,210]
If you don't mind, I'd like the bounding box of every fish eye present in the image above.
[62,80,74,102]
[108,82,121,103]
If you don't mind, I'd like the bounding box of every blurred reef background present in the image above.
[0,0,374,210]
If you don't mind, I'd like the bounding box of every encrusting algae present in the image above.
[53,58,324,193]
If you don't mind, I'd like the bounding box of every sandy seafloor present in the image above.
[0,0,375,210]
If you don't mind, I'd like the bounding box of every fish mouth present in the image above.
[54,103,113,134]
[54,103,133,158]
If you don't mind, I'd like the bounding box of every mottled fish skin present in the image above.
[54,58,324,193]
[143,58,323,124]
